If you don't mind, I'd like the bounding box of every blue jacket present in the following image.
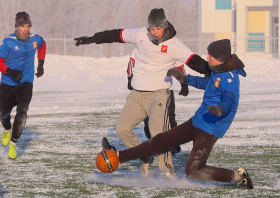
[186,55,246,138]
[0,33,45,86]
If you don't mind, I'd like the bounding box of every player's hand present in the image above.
[35,59,44,78]
[179,84,189,96]
[167,68,186,83]
[74,36,91,46]
[5,68,22,81]
[208,105,224,117]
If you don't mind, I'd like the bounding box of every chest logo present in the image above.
[14,46,19,50]
[227,78,232,83]
[33,42,37,49]
[161,45,168,53]
[214,77,221,88]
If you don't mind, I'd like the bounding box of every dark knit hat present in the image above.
[15,12,32,28]
[148,8,168,28]
[207,39,231,62]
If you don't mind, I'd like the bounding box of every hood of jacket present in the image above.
[162,20,176,42]
[211,54,246,77]
[147,20,176,45]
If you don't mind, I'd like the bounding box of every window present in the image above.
[216,0,231,10]
[248,33,265,52]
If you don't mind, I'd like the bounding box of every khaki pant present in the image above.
[116,89,174,174]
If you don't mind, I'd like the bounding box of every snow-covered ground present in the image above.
[0,54,279,197]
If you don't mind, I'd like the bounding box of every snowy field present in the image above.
[0,54,280,197]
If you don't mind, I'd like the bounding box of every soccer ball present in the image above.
[95,150,119,173]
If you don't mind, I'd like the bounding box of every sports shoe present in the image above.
[165,172,177,180]
[8,144,17,159]
[236,167,253,189]
[2,130,11,146]
[140,156,154,180]
[102,137,117,151]
[170,146,181,155]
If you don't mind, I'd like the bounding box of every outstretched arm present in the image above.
[74,29,125,46]
[186,55,211,76]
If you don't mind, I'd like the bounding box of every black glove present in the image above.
[5,68,22,81]
[179,84,189,97]
[167,68,186,83]
[127,76,133,90]
[35,59,44,78]
[208,105,224,117]
[74,36,94,46]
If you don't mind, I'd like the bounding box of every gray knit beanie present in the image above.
[148,8,168,28]
[15,12,32,28]
[207,39,231,62]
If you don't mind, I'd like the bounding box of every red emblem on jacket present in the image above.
[161,45,168,53]
[33,42,37,49]
[214,78,221,88]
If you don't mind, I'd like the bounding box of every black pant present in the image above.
[119,118,234,183]
[0,82,33,143]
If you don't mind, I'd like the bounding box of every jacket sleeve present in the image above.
[217,91,235,115]
[0,58,8,73]
[90,29,125,44]
[186,54,211,76]
[185,74,210,90]
[37,41,46,60]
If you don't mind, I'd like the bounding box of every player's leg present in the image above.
[168,90,177,128]
[118,118,194,163]
[185,127,231,181]
[9,82,33,158]
[185,126,253,188]
[168,90,181,155]
[143,117,151,139]
[0,83,15,146]
[115,90,152,179]
[146,89,174,178]
[116,90,148,149]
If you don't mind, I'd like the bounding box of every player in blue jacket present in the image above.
[102,39,253,189]
[0,12,46,159]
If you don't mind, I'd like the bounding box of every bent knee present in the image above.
[185,166,198,179]
[16,102,29,114]
[115,122,130,137]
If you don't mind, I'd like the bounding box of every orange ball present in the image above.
[95,150,119,173]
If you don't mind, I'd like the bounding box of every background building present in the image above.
[199,0,280,58]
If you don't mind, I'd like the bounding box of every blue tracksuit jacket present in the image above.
[0,33,45,86]
[186,68,246,138]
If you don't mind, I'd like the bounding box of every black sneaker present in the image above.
[170,146,181,155]
[237,167,254,189]
[102,137,117,151]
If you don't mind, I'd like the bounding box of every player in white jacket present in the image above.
[75,8,210,180]
[127,49,188,155]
